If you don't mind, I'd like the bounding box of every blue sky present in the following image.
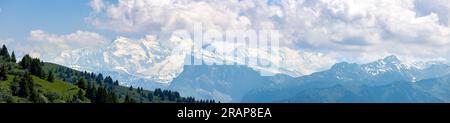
[0,0,135,43]
[0,0,95,39]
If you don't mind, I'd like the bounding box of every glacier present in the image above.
[45,35,335,89]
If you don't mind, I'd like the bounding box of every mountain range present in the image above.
[243,55,450,102]
[43,36,450,103]
[43,36,324,100]
[168,65,291,102]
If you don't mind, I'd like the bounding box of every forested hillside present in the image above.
[0,45,214,103]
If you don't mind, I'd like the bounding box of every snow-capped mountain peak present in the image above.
[327,55,450,84]
[362,55,407,76]
[382,55,401,64]
[45,35,334,89]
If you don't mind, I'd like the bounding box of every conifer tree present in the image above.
[96,73,103,84]
[107,91,118,103]
[11,76,20,96]
[124,95,136,103]
[95,86,108,103]
[47,71,55,82]
[77,89,85,100]
[104,76,113,84]
[76,78,87,89]
[0,45,10,60]
[30,58,44,78]
[10,51,16,63]
[86,86,97,101]
[147,92,154,102]
[18,73,34,98]
[30,90,46,103]
[19,55,32,69]
[0,65,7,81]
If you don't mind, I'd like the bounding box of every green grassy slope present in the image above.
[0,45,213,103]
[41,62,199,103]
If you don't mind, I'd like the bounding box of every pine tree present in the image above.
[137,87,141,93]
[107,91,118,103]
[10,51,16,63]
[154,88,162,97]
[30,58,44,78]
[90,73,95,79]
[11,76,20,96]
[0,45,10,60]
[0,65,7,81]
[147,92,154,102]
[95,86,108,103]
[124,95,136,103]
[96,73,103,84]
[173,91,181,101]
[86,86,97,101]
[20,55,44,78]
[19,54,32,69]
[30,90,46,103]
[104,76,113,84]
[47,71,55,82]
[18,73,34,98]
[76,78,87,89]
[77,89,85,101]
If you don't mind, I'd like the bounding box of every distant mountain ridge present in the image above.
[166,55,450,103]
[242,55,450,103]
[168,64,286,102]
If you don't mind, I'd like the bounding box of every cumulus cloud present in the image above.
[2,29,108,59]
[414,0,450,25]
[85,0,450,63]
[86,0,254,37]
[89,0,105,13]
[0,38,36,58]
[26,30,108,58]
[274,0,450,62]
[29,30,108,49]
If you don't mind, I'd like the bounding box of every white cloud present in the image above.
[89,0,105,13]
[3,31,105,59]
[414,0,450,25]
[29,30,108,49]
[86,0,254,37]
[85,0,450,63]
[0,38,35,58]
[26,30,108,58]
